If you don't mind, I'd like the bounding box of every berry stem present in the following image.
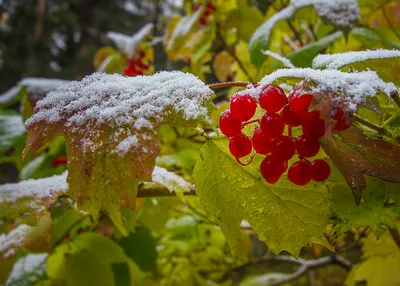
[242,119,259,127]
[298,156,311,163]
[353,115,385,134]
[236,153,256,166]
[288,125,292,138]
[208,81,249,90]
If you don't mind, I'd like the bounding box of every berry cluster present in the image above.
[194,2,216,26]
[123,50,150,76]
[219,85,353,186]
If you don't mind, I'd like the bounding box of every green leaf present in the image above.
[248,2,315,67]
[346,230,400,286]
[6,253,48,286]
[0,110,26,155]
[46,233,143,286]
[330,174,400,238]
[288,31,343,67]
[19,155,66,180]
[118,227,157,272]
[193,139,332,257]
[312,49,400,85]
[0,86,27,108]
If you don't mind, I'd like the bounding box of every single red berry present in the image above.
[229,134,252,158]
[135,59,150,70]
[199,17,207,25]
[260,113,285,138]
[52,157,67,167]
[230,94,257,122]
[138,50,146,58]
[311,159,331,182]
[259,85,288,113]
[295,135,320,158]
[334,117,353,131]
[194,3,202,11]
[289,93,313,118]
[206,2,216,11]
[204,9,212,17]
[333,109,344,120]
[272,136,296,161]
[281,105,301,127]
[301,111,325,138]
[219,110,242,137]
[288,160,312,186]
[64,232,71,240]
[260,155,286,184]
[252,128,273,154]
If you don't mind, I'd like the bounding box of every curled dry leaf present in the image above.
[320,127,400,204]
[23,71,214,233]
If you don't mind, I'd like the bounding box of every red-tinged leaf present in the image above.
[320,127,400,204]
[23,71,214,233]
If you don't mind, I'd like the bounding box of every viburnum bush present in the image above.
[1,0,400,285]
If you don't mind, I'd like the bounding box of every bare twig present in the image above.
[218,255,352,283]
[286,20,304,46]
[208,81,249,89]
[216,30,255,82]
[389,227,400,251]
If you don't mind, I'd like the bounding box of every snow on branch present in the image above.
[107,23,153,58]
[258,68,399,111]
[313,49,400,69]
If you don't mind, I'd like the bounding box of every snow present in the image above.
[107,23,153,58]
[0,113,25,146]
[314,0,360,28]
[26,71,213,154]
[152,166,192,193]
[313,49,400,69]
[0,224,31,258]
[0,172,68,204]
[116,135,139,156]
[258,68,399,111]
[262,50,295,68]
[6,253,48,285]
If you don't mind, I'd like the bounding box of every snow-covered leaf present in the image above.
[6,253,48,286]
[0,110,26,155]
[0,225,33,259]
[314,0,360,29]
[23,71,214,233]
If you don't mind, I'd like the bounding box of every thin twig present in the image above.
[389,227,400,251]
[218,255,352,283]
[286,20,304,46]
[216,30,255,82]
[208,81,249,89]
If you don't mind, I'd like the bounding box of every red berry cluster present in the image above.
[219,85,353,186]
[123,50,150,76]
[194,2,216,26]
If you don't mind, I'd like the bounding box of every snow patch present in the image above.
[107,23,153,58]
[152,166,192,193]
[0,172,68,204]
[6,253,48,285]
[314,0,360,28]
[0,225,31,258]
[116,135,139,156]
[313,49,400,69]
[258,68,398,111]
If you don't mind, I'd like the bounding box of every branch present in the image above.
[389,227,400,251]
[216,30,255,83]
[208,81,249,90]
[138,182,196,197]
[218,255,352,283]
[353,115,386,134]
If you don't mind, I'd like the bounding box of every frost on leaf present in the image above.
[193,139,333,257]
[321,127,400,205]
[0,224,32,258]
[23,71,214,233]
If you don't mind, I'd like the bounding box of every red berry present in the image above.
[52,157,67,167]
[230,94,257,122]
[281,105,301,127]
[289,93,312,118]
[333,109,344,120]
[311,159,331,182]
[272,136,296,161]
[295,135,320,158]
[252,128,273,155]
[219,110,242,137]
[229,134,252,158]
[139,50,146,58]
[301,112,325,138]
[334,117,353,131]
[260,155,286,184]
[199,17,207,25]
[64,232,71,240]
[259,85,288,113]
[194,3,202,11]
[260,113,285,138]
[206,2,216,11]
[288,161,312,186]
